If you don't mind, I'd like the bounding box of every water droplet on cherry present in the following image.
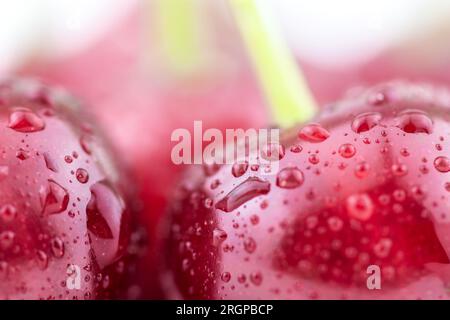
[213,228,228,246]
[445,182,450,192]
[250,215,260,225]
[338,143,356,158]
[39,180,69,215]
[16,149,29,160]
[400,148,410,157]
[43,152,58,172]
[346,193,374,221]
[86,186,114,239]
[395,110,433,134]
[76,168,89,184]
[308,154,320,164]
[391,163,408,177]
[221,272,231,283]
[0,204,16,222]
[51,237,65,258]
[290,145,303,153]
[215,177,271,212]
[351,112,382,133]
[80,134,92,155]
[250,272,263,285]
[0,231,15,249]
[262,143,285,161]
[434,156,450,173]
[232,161,249,178]
[244,237,257,254]
[298,124,330,143]
[8,107,45,132]
[354,162,370,178]
[276,167,304,189]
[35,250,48,270]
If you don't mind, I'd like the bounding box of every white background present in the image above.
[0,0,449,72]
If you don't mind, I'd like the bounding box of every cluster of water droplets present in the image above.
[209,97,449,216]
[177,87,450,298]
[0,81,131,299]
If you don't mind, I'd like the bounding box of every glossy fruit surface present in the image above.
[0,78,135,299]
[20,10,268,298]
[164,82,450,299]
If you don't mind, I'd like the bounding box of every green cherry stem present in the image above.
[153,0,208,78]
[229,0,317,127]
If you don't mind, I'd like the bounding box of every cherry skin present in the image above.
[20,10,268,298]
[163,82,450,299]
[0,78,136,299]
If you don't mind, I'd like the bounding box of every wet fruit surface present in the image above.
[0,79,135,299]
[164,82,450,299]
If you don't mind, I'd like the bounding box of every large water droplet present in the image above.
[298,124,330,143]
[8,107,45,133]
[231,161,249,178]
[86,189,114,239]
[434,156,450,173]
[351,112,382,133]
[39,180,69,215]
[85,180,127,269]
[215,177,271,212]
[338,143,356,158]
[346,193,374,221]
[395,110,433,134]
[76,168,89,184]
[276,167,304,189]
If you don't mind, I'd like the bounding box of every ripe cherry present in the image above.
[21,11,268,298]
[163,82,450,299]
[0,79,136,299]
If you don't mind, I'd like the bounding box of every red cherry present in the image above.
[22,12,268,298]
[163,82,450,299]
[0,79,137,299]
